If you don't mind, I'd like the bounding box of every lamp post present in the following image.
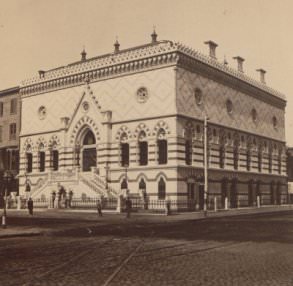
[2,171,11,228]
[203,115,209,217]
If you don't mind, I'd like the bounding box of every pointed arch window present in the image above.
[52,150,59,171]
[121,178,128,190]
[219,146,225,169]
[246,149,251,171]
[185,128,193,166]
[38,144,45,172]
[157,128,167,165]
[138,131,148,166]
[26,153,33,173]
[158,177,166,200]
[120,133,129,167]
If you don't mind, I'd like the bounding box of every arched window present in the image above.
[268,150,273,173]
[52,150,59,171]
[233,145,239,170]
[26,152,33,173]
[138,131,148,166]
[139,178,147,199]
[258,147,262,172]
[121,178,128,190]
[158,177,166,200]
[157,128,167,165]
[83,130,96,145]
[38,143,45,172]
[185,139,192,165]
[120,133,129,167]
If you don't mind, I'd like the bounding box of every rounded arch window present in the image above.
[272,116,277,128]
[194,88,203,105]
[136,87,148,103]
[120,132,128,143]
[252,108,257,122]
[157,128,166,140]
[138,130,147,142]
[226,99,233,114]
[83,130,96,145]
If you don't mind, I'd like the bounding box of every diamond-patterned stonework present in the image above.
[176,68,285,142]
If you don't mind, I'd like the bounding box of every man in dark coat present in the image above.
[125,197,132,218]
[97,199,103,217]
[27,198,34,216]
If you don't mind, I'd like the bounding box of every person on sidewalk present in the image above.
[125,197,132,218]
[97,199,103,217]
[27,198,34,216]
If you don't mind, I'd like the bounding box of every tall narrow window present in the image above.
[39,151,45,172]
[268,151,272,173]
[52,150,59,171]
[121,143,129,167]
[139,141,148,165]
[185,140,192,165]
[158,139,167,164]
[233,145,239,170]
[158,177,166,200]
[10,98,17,114]
[246,150,251,171]
[26,153,33,173]
[258,148,262,172]
[0,126,2,142]
[0,102,3,117]
[219,146,225,168]
[278,151,282,174]
[9,123,16,140]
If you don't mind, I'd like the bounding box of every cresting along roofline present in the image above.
[20,40,285,101]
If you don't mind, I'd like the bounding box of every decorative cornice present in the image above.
[20,40,286,105]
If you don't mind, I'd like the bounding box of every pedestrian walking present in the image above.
[27,198,34,216]
[125,197,132,218]
[97,199,103,217]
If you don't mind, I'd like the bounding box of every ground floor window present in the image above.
[158,177,166,200]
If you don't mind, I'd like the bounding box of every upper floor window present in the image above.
[185,140,192,165]
[9,123,16,140]
[52,150,59,171]
[138,131,148,166]
[39,145,45,172]
[10,98,17,114]
[219,146,225,168]
[157,128,167,165]
[0,102,3,117]
[121,143,129,167]
[26,153,33,173]
[0,126,2,142]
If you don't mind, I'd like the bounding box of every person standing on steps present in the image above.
[97,199,103,217]
[27,198,34,216]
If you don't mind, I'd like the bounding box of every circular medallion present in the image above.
[136,87,148,103]
[82,101,89,112]
[38,106,46,120]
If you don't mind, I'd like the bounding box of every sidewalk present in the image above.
[1,205,293,239]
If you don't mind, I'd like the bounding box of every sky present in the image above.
[1,0,293,143]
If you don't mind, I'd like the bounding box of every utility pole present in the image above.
[204,115,209,217]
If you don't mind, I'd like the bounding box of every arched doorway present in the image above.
[81,130,97,172]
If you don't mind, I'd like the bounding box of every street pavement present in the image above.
[0,206,293,285]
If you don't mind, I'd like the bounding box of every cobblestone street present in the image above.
[1,211,293,285]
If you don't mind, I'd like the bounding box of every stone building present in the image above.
[0,86,20,200]
[18,32,287,210]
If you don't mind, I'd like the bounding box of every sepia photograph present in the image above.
[0,0,293,285]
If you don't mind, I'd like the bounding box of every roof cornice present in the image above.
[20,41,286,104]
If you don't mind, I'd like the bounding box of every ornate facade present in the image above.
[18,33,287,209]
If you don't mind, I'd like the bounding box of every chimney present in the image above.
[114,38,120,53]
[204,40,218,59]
[151,27,158,43]
[256,69,266,84]
[81,48,87,61]
[38,70,45,79]
[233,56,245,73]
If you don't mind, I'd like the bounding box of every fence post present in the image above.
[225,197,228,210]
[17,196,21,210]
[214,196,217,212]
[257,195,260,208]
[116,195,123,213]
